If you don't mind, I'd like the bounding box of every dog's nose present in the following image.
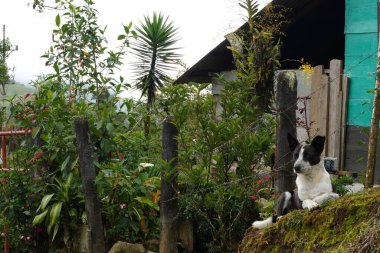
[294,164,301,173]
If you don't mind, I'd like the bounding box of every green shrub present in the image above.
[332,175,354,196]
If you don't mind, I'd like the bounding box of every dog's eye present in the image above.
[294,153,299,158]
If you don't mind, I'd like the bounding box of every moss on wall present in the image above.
[239,188,380,253]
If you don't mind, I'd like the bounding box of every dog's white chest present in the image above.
[296,168,332,201]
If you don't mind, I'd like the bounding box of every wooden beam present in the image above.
[275,71,297,192]
[74,117,106,253]
[365,1,380,188]
[340,76,349,170]
[317,74,330,156]
[328,60,343,164]
[160,116,179,253]
[310,65,324,138]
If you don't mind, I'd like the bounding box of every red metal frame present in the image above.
[0,129,32,253]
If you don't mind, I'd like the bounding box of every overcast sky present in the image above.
[0,0,271,86]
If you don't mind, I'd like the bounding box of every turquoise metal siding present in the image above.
[345,0,378,126]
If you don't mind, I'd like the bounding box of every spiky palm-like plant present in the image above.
[132,12,180,106]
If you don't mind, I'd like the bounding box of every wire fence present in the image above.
[161,50,379,203]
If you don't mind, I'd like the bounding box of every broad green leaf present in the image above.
[94,160,101,169]
[32,210,48,225]
[40,194,54,211]
[53,62,59,74]
[95,120,103,130]
[47,90,53,100]
[66,173,73,186]
[69,4,76,13]
[81,212,87,224]
[132,207,142,220]
[60,155,70,172]
[32,126,41,139]
[69,208,77,218]
[124,21,132,33]
[47,224,52,234]
[117,34,126,40]
[106,123,114,134]
[135,196,159,211]
[71,157,79,170]
[55,14,61,27]
[50,202,62,225]
[52,223,59,241]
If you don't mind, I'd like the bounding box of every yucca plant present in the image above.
[131,12,181,106]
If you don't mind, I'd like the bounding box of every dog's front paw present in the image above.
[302,199,319,211]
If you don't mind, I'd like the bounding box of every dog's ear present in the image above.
[287,133,299,152]
[311,136,325,155]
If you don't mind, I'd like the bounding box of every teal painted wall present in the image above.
[345,0,378,126]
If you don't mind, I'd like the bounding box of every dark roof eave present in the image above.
[174,0,321,84]
[175,39,235,84]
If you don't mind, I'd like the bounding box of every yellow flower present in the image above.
[299,60,314,82]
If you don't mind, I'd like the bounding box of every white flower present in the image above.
[139,163,154,168]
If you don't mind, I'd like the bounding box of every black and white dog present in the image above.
[252,134,339,229]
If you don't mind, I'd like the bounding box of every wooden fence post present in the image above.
[340,76,349,170]
[329,59,343,168]
[275,71,297,192]
[160,116,179,253]
[310,65,324,137]
[74,117,106,253]
[310,65,330,156]
[365,1,380,188]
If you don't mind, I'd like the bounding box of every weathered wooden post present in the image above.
[365,1,380,188]
[74,117,106,253]
[275,71,297,192]
[160,116,179,253]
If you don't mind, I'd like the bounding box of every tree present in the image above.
[0,59,9,87]
[131,12,180,138]
[0,37,12,95]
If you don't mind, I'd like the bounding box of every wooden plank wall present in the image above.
[340,77,350,170]
[310,65,330,156]
[310,66,324,136]
[329,60,343,169]
[309,59,349,171]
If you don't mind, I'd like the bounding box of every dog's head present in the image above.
[287,134,325,174]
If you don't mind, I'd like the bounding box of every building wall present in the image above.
[345,0,378,126]
[344,0,380,184]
